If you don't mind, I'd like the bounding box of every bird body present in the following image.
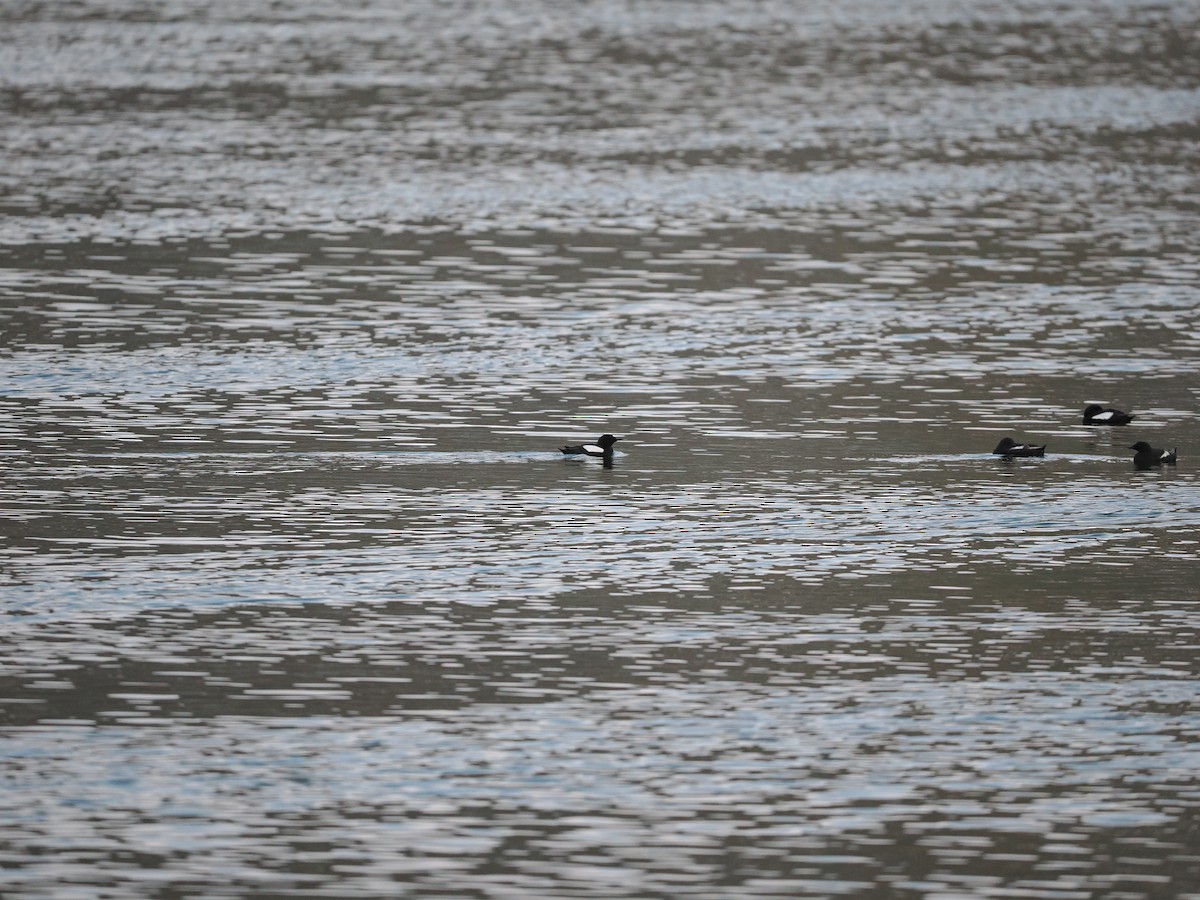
[1130,441,1177,469]
[560,434,621,457]
[993,437,1046,458]
[1084,404,1135,426]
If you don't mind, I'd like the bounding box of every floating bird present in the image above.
[993,437,1046,458]
[1083,404,1135,426]
[560,434,621,458]
[1130,441,1177,469]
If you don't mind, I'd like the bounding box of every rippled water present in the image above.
[3,0,1200,896]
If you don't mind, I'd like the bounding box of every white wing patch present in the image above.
[1093,410,1114,421]
[582,444,603,454]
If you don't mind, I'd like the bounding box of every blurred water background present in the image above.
[2,0,1200,896]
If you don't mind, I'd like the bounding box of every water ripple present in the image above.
[3,0,1200,895]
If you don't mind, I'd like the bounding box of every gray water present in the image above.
[3,1,1200,897]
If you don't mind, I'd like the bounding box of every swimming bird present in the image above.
[560,434,621,457]
[1130,441,1177,469]
[993,437,1046,458]
[1083,404,1135,426]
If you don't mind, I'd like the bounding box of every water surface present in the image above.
[2,0,1199,896]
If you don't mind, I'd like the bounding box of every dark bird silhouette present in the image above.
[1083,404,1135,426]
[560,434,621,457]
[993,437,1046,458]
[1130,441,1177,469]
